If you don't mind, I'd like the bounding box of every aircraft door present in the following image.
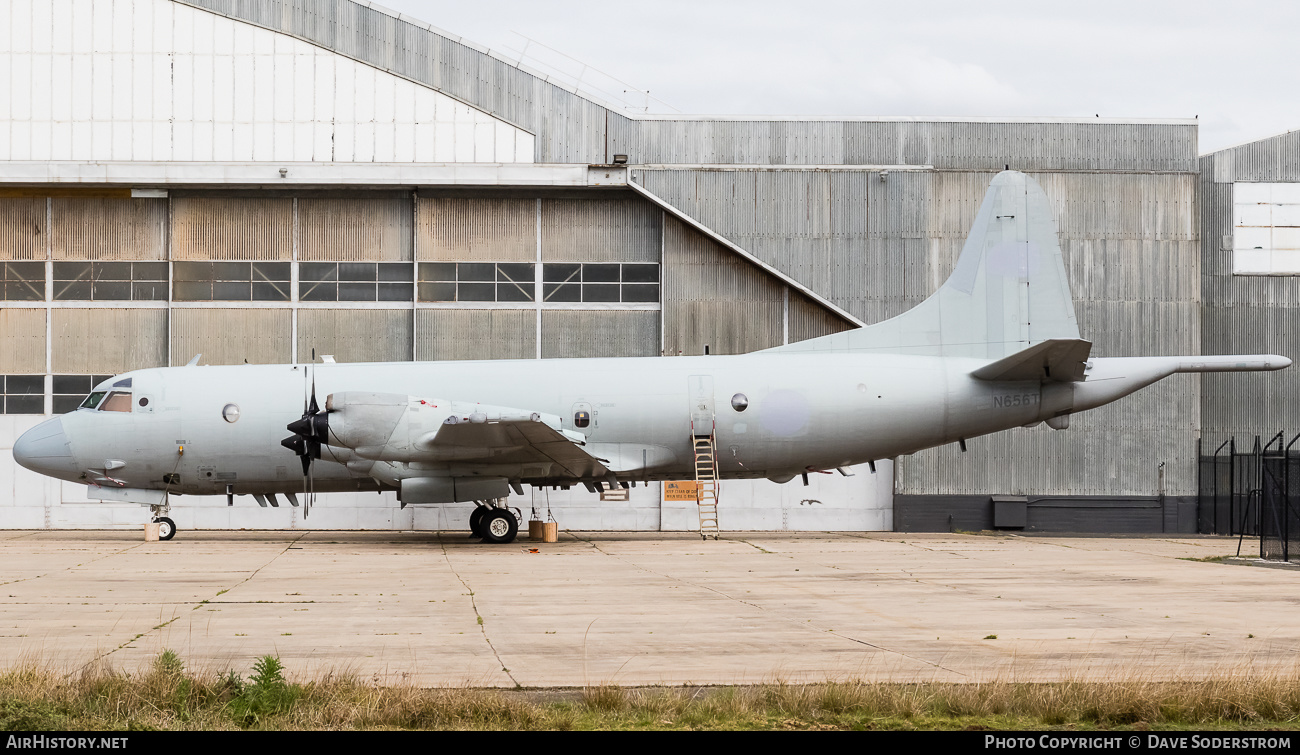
[129,380,177,463]
[688,375,715,437]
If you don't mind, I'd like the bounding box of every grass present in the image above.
[4,651,1300,730]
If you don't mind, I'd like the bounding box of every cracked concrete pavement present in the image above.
[0,530,1293,687]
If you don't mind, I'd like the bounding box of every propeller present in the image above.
[280,355,328,519]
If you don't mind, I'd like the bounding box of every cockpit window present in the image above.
[100,392,132,412]
[80,391,106,410]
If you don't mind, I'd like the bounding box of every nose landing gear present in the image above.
[149,502,176,541]
[153,516,176,541]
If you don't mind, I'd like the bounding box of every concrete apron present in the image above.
[0,531,1284,688]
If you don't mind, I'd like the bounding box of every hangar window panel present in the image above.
[53,261,167,301]
[1233,182,1300,275]
[53,374,113,414]
[174,262,290,301]
[417,262,536,303]
[302,262,413,301]
[540,263,660,304]
[2,262,46,301]
[2,375,45,415]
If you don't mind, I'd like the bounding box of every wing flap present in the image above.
[422,417,610,479]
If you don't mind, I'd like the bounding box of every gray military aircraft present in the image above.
[12,171,1290,543]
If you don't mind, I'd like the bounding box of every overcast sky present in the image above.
[376,0,1300,154]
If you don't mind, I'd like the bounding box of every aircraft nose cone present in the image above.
[12,418,79,479]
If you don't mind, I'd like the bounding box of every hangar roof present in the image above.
[174,0,1199,172]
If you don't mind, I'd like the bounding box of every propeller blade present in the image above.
[306,450,314,520]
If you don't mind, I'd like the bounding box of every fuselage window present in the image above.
[80,391,107,410]
[99,392,133,413]
[574,410,591,428]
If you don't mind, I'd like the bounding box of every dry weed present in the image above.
[4,650,1300,730]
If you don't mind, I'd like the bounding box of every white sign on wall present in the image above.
[1233,183,1300,275]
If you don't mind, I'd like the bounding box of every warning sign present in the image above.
[663,481,701,501]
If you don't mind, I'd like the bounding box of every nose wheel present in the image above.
[152,517,176,541]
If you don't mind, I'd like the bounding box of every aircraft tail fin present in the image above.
[770,170,1080,359]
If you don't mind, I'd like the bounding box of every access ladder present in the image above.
[693,433,720,539]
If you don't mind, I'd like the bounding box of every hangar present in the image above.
[0,0,1294,534]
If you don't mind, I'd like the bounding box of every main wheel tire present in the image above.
[469,507,488,538]
[154,517,176,541]
[481,509,518,544]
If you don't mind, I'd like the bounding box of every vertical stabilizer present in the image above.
[771,171,1079,359]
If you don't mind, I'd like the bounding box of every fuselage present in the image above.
[18,351,1053,497]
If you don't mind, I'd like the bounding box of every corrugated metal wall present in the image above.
[540,310,659,358]
[788,291,846,343]
[1200,131,1300,449]
[0,309,46,373]
[614,120,1197,171]
[171,198,293,261]
[416,309,535,361]
[171,309,292,365]
[416,197,535,263]
[662,215,783,355]
[51,199,168,261]
[298,309,413,363]
[637,168,1200,324]
[2,189,836,380]
[299,197,413,261]
[0,199,47,260]
[540,198,661,262]
[52,310,168,373]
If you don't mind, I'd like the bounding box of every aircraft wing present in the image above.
[322,392,613,480]
[970,339,1093,383]
[419,417,611,479]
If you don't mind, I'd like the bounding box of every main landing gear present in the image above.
[469,499,519,544]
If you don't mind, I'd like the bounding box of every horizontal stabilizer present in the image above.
[971,339,1093,383]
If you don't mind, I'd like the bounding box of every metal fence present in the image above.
[1199,433,1300,561]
